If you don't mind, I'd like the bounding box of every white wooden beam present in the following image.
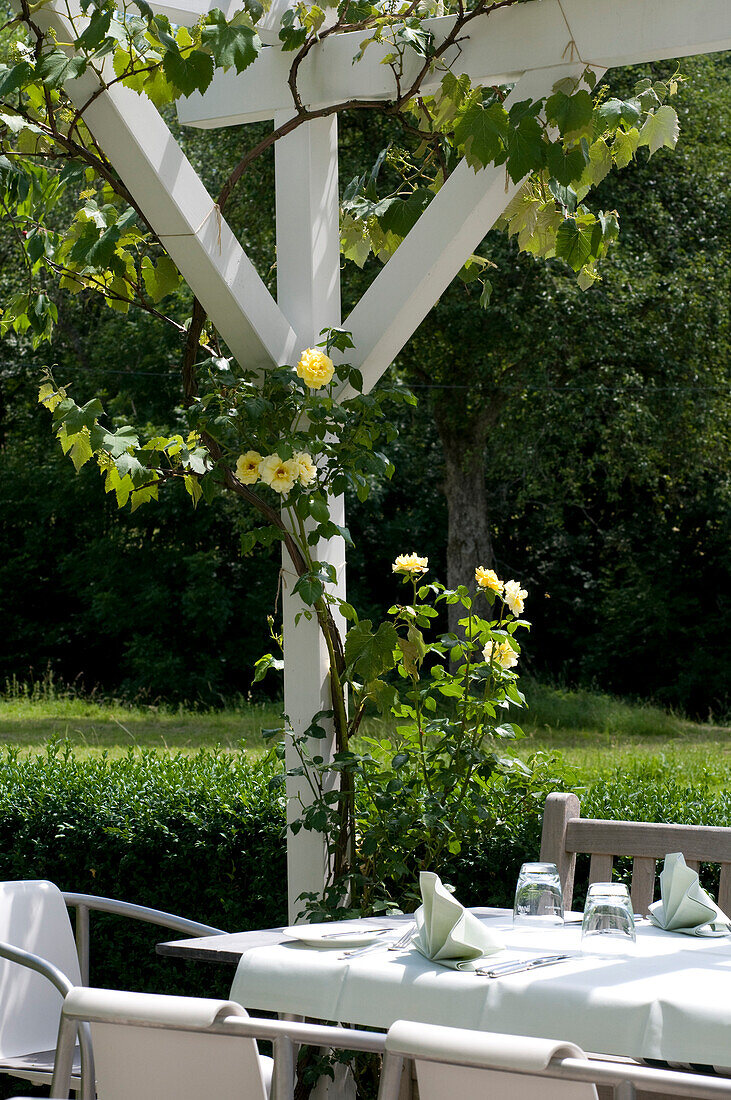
[144,0,238,28]
[27,0,297,370]
[561,0,731,68]
[176,0,731,129]
[274,113,341,343]
[149,0,297,43]
[339,65,595,395]
[275,117,346,921]
[177,0,565,127]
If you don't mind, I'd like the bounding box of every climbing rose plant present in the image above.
[274,552,535,917]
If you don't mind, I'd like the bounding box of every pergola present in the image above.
[36,0,731,918]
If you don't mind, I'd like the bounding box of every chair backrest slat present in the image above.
[719,865,731,916]
[630,855,657,914]
[91,1020,268,1100]
[380,1021,731,1100]
[564,818,731,863]
[540,794,731,915]
[588,853,613,885]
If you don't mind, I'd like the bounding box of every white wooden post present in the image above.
[274,114,346,922]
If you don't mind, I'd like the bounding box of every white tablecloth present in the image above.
[229,909,731,1068]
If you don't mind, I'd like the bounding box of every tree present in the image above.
[387,54,729,711]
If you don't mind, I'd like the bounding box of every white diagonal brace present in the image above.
[176,0,731,129]
[29,1,297,370]
[341,65,595,395]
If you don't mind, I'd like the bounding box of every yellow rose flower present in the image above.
[296,347,334,389]
[392,553,429,575]
[235,450,262,485]
[475,566,503,594]
[483,640,518,670]
[503,579,528,616]
[258,453,299,495]
[293,451,317,487]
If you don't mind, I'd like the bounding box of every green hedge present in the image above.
[0,742,287,998]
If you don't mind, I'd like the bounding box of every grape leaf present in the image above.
[377,189,431,238]
[142,254,180,302]
[58,425,93,472]
[506,115,545,182]
[35,50,87,87]
[638,106,679,156]
[454,102,509,171]
[0,62,33,98]
[555,218,594,272]
[200,11,260,72]
[545,89,593,141]
[345,620,398,681]
[58,397,104,434]
[596,97,641,131]
[612,126,640,169]
[74,7,112,51]
[163,47,214,96]
[546,142,586,186]
[575,137,612,199]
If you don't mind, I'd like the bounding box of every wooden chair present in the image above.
[539,793,731,916]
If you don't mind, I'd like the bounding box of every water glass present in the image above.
[582,882,636,954]
[513,862,564,929]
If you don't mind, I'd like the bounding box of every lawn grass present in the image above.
[0,677,728,781]
[0,681,281,756]
[514,680,731,784]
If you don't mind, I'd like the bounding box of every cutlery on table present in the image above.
[341,922,416,959]
[477,953,573,978]
[322,926,391,939]
[388,922,416,951]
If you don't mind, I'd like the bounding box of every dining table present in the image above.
[157,907,731,1072]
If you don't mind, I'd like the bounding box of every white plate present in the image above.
[281,924,387,949]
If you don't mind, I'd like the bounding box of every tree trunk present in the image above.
[433,405,497,638]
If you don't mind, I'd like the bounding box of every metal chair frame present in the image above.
[0,881,225,1100]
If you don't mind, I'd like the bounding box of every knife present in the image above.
[478,953,572,978]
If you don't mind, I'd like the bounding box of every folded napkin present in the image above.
[412,871,504,970]
[648,852,730,936]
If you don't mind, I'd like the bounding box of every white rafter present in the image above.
[176,0,731,129]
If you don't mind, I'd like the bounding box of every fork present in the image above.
[341,921,415,959]
[388,921,416,951]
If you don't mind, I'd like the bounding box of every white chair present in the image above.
[51,986,388,1100]
[377,1021,731,1100]
[0,879,226,1099]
